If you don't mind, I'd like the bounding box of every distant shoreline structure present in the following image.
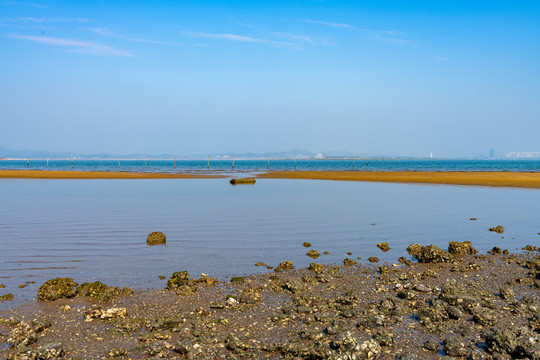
[2,156,540,161]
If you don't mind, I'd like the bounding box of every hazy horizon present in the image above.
[1,1,539,158]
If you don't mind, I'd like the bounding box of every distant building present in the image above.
[489,148,495,158]
[505,152,540,159]
[315,154,323,159]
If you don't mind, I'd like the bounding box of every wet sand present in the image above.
[0,170,225,180]
[258,170,540,189]
[1,169,540,188]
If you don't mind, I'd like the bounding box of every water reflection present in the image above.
[0,179,538,307]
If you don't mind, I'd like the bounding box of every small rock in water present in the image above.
[489,225,504,234]
[255,262,267,267]
[377,242,391,252]
[343,258,357,266]
[147,231,166,245]
[368,257,379,263]
[470,217,477,220]
[303,242,312,248]
[306,250,320,259]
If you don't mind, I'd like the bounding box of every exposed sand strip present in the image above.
[0,170,225,179]
[1,169,540,189]
[257,170,540,189]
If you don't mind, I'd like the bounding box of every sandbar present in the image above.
[1,169,540,189]
[0,169,225,179]
[258,170,540,189]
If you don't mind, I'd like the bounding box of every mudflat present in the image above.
[258,170,540,189]
[0,170,224,180]
[1,245,539,359]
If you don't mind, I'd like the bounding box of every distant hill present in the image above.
[0,147,320,160]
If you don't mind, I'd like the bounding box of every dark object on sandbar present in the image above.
[147,231,166,245]
[489,225,504,234]
[230,178,256,185]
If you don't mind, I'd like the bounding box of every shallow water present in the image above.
[2,158,540,173]
[0,179,539,308]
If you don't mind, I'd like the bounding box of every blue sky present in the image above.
[1,0,539,157]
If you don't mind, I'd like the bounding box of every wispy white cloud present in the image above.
[1,1,49,9]
[7,34,131,56]
[301,18,409,45]
[301,19,354,29]
[86,27,177,46]
[0,16,88,29]
[189,31,291,47]
[272,32,315,45]
[11,16,89,23]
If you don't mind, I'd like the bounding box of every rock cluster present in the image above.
[377,242,391,252]
[448,241,478,256]
[146,231,166,245]
[37,278,133,302]
[3,243,539,360]
[489,225,505,233]
[407,244,454,263]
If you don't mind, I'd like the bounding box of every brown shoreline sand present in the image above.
[2,169,540,189]
[0,170,225,180]
[258,170,540,189]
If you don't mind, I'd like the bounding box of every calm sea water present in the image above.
[1,178,539,309]
[2,159,540,173]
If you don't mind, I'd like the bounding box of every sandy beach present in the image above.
[2,169,540,189]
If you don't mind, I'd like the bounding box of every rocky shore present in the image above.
[0,242,539,360]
